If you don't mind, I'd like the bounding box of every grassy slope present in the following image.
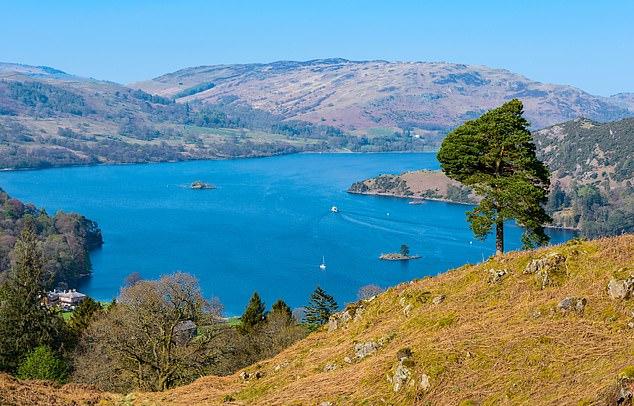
[1,235,632,405]
[137,235,633,405]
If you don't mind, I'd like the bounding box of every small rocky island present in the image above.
[379,253,421,261]
[191,181,215,190]
[379,244,421,261]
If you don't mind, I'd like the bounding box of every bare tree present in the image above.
[357,284,384,300]
[122,271,142,288]
[73,272,222,392]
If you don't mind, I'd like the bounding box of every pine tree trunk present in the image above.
[495,218,504,255]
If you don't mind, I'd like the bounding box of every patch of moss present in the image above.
[619,366,634,379]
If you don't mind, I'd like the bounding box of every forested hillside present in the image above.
[0,188,102,285]
[350,117,634,238]
[535,118,634,236]
[0,63,428,170]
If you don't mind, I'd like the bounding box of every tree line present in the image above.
[0,225,355,392]
[0,188,102,284]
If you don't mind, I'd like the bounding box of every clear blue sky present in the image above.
[2,0,632,95]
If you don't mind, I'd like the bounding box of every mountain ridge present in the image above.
[133,59,634,131]
[1,59,633,170]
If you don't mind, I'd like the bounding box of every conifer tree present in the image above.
[69,297,102,334]
[269,299,293,323]
[437,99,551,254]
[0,222,66,371]
[240,291,266,332]
[304,286,338,328]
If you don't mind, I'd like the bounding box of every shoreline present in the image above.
[347,190,475,206]
[0,150,435,173]
[348,190,580,231]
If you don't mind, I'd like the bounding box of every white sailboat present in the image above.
[319,256,327,270]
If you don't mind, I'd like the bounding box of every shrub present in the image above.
[17,345,68,382]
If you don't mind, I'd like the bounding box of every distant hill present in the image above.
[0,62,430,170]
[1,59,633,170]
[134,59,634,132]
[609,92,634,111]
[349,117,634,237]
[4,235,634,404]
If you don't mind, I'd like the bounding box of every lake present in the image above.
[0,153,574,314]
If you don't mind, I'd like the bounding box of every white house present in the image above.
[47,289,87,310]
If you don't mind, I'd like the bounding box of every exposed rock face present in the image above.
[391,348,422,393]
[392,360,412,392]
[607,277,634,300]
[488,268,509,283]
[432,294,445,305]
[524,253,566,288]
[557,297,587,314]
[239,370,263,381]
[354,341,379,359]
[323,363,338,372]
[420,374,431,391]
[328,302,366,332]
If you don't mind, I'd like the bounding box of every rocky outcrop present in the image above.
[392,359,412,392]
[354,341,379,360]
[607,276,634,300]
[557,297,587,314]
[524,253,566,288]
[487,268,509,284]
[432,294,445,305]
[239,370,263,381]
[328,301,367,332]
[389,348,429,393]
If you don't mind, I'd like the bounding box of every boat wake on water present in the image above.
[338,213,416,237]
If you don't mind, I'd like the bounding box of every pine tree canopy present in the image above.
[437,99,551,253]
[304,286,338,328]
[0,222,67,372]
[270,299,293,321]
[240,291,266,331]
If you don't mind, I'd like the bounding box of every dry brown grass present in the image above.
[0,373,120,405]
[4,236,633,405]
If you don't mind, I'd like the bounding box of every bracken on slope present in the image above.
[1,235,633,405]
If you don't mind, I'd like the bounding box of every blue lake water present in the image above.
[0,153,574,314]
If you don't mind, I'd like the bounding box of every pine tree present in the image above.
[69,297,102,334]
[304,286,338,328]
[437,99,551,254]
[269,299,293,323]
[240,291,266,332]
[0,222,67,371]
